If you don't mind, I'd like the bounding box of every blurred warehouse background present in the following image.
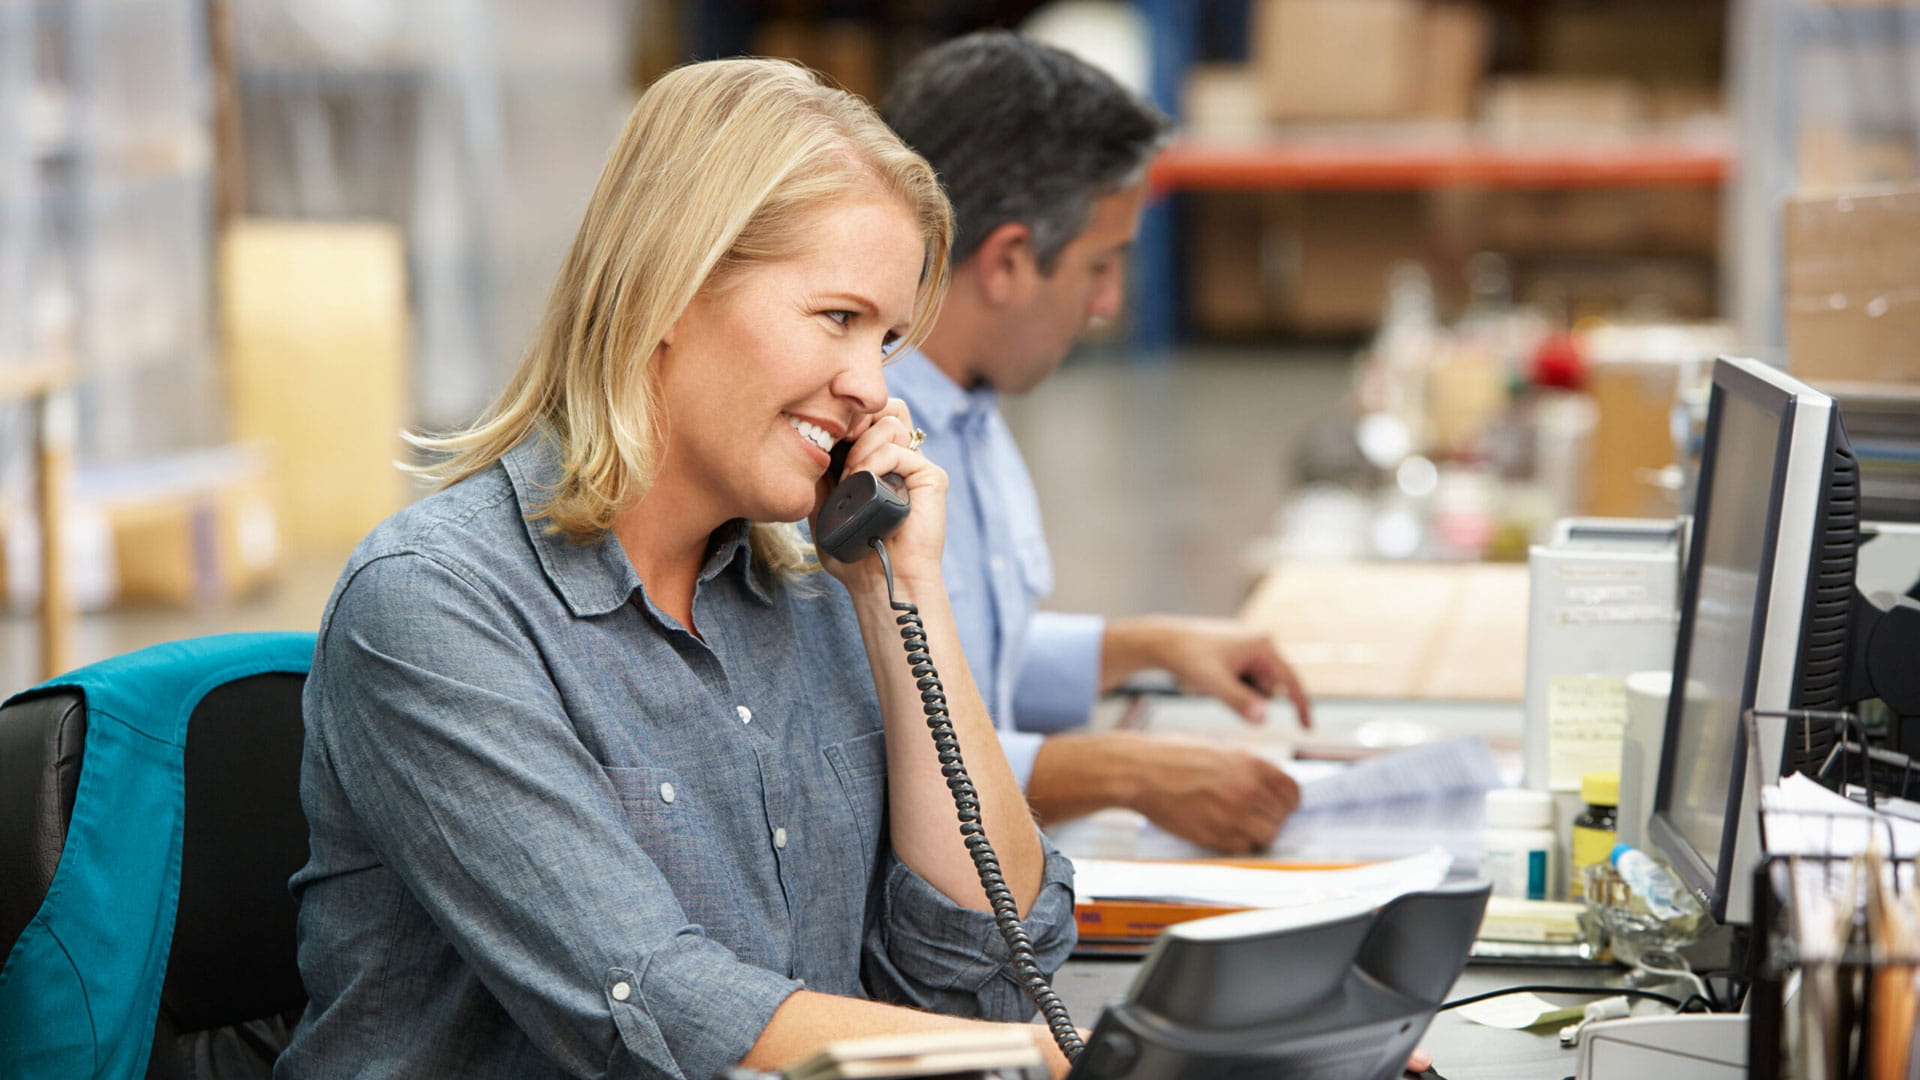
[3,0,1917,690]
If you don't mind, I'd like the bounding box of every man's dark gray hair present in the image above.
[881,30,1173,272]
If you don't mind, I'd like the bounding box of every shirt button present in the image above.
[659,782,676,804]
[611,981,632,1002]
[990,556,1005,571]
[773,827,788,850]
[736,705,752,724]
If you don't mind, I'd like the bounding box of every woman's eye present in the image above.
[825,310,853,327]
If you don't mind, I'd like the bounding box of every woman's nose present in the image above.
[832,351,889,413]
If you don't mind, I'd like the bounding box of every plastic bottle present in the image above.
[1609,843,1704,924]
[1594,843,1708,963]
[1569,771,1619,899]
[1482,788,1557,901]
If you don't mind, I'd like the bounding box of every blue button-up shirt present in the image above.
[886,349,1105,789]
[278,435,1077,1080]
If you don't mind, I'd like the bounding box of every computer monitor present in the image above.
[1646,356,1858,926]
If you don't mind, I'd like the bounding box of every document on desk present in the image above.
[1126,736,1503,865]
[1074,848,1452,910]
[1763,774,1920,859]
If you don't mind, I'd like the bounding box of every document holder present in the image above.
[1066,880,1491,1080]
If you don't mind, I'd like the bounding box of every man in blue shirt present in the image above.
[882,32,1312,854]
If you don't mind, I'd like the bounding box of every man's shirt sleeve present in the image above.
[1010,611,1105,733]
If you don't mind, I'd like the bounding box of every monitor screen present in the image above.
[1648,356,1847,926]
[1662,388,1784,872]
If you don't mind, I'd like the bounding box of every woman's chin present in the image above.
[749,491,818,527]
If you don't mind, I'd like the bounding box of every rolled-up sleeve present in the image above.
[1010,611,1105,733]
[309,553,798,1080]
[861,837,1077,1019]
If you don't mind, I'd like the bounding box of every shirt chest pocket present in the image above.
[821,729,889,865]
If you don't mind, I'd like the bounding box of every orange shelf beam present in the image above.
[1150,137,1730,192]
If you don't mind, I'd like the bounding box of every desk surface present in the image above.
[1059,692,1605,1076]
[1052,957,1634,1080]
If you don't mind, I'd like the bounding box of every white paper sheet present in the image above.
[1073,848,1453,911]
[1295,735,1505,809]
[1455,991,1586,1030]
[1762,773,1920,857]
[1115,736,1502,863]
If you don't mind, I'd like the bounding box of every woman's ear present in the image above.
[972,222,1036,307]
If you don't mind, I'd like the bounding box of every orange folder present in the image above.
[1072,859,1367,954]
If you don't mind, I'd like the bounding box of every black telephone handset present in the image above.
[816,439,1085,1066]
[815,441,911,563]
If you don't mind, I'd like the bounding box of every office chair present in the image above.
[0,633,316,1079]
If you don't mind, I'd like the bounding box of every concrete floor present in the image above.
[2,346,1354,694]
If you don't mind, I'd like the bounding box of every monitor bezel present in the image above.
[1647,356,1833,926]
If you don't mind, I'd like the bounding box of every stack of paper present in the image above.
[1123,735,1504,863]
[1073,848,1452,910]
[785,1029,1041,1080]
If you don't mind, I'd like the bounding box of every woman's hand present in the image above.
[812,397,945,596]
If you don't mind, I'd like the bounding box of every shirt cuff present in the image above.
[866,840,1078,1020]
[616,930,802,1080]
[1011,612,1105,733]
[1001,730,1044,792]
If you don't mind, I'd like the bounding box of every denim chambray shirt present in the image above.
[275,436,1078,1080]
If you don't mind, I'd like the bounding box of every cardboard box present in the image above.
[1238,560,1530,700]
[1785,186,1920,385]
[1646,83,1725,128]
[1416,1,1492,121]
[1273,191,1430,333]
[221,221,411,554]
[104,455,280,607]
[1253,0,1421,121]
[1515,256,1715,324]
[1188,192,1430,337]
[1187,193,1278,337]
[1468,190,1649,254]
[751,19,882,102]
[1537,5,1722,85]
[1641,186,1720,255]
[0,445,280,610]
[1797,124,1920,195]
[1445,187,1719,257]
[1182,63,1268,143]
[1583,360,1682,518]
[1480,77,1644,140]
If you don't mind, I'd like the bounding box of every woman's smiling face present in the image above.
[651,192,926,529]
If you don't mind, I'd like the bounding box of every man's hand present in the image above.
[1027,731,1301,854]
[1102,615,1312,728]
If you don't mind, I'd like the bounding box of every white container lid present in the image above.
[1484,788,1554,830]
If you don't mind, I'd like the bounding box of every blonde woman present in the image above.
[278,59,1077,1079]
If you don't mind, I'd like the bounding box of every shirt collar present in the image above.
[502,436,773,618]
[697,519,773,606]
[887,346,999,434]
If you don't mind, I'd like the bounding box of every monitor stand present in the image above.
[1576,1014,1746,1079]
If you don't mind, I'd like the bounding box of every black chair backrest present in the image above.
[0,671,310,1078]
[167,673,311,1030]
[0,691,87,960]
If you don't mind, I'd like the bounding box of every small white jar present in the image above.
[1482,788,1558,901]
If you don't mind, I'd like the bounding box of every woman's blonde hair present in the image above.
[411,58,952,576]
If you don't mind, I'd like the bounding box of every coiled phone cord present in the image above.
[871,538,1085,1064]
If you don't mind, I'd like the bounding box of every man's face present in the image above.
[983,178,1149,395]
